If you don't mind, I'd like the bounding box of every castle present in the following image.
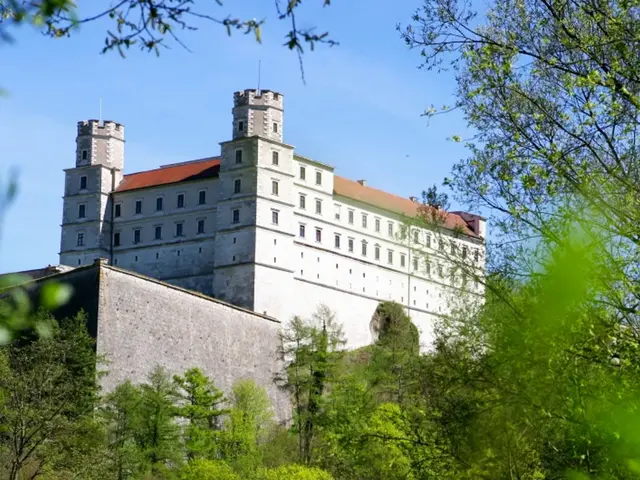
[59,89,486,348]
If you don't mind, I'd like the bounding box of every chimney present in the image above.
[357,179,367,187]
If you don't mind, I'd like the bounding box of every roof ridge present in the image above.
[123,157,220,178]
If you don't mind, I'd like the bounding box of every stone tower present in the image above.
[213,90,295,318]
[59,120,125,267]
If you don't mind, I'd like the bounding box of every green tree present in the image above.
[277,305,346,465]
[1,0,336,81]
[134,366,183,476]
[219,379,274,473]
[173,367,227,461]
[401,0,640,311]
[0,310,102,480]
[101,381,147,480]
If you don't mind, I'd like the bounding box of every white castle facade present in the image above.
[59,89,486,348]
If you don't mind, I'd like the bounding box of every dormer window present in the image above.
[238,121,244,132]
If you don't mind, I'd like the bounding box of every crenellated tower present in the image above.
[213,89,295,317]
[59,120,125,267]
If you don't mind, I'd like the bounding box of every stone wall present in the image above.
[14,263,290,423]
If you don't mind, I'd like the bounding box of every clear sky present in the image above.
[0,0,471,274]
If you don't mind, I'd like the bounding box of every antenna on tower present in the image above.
[257,59,261,93]
[99,97,103,123]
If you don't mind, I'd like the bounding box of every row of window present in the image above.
[111,191,207,219]
[297,224,460,279]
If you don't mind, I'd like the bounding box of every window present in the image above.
[426,235,431,248]
[197,219,205,234]
[361,241,367,256]
[375,218,380,232]
[315,199,322,215]
[177,193,185,209]
[362,214,368,229]
[334,234,341,249]
[115,204,121,218]
[426,262,431,275]
[299,194,306,210]
[77,233,84,246]
[273,122,278,133]
[474,249,480,262]
[315,228,322,242]
[334,205,341,220]
[300,165,306,180]
[438,265,444,277]
[451,243,456,255]
[155,226,162,240]
[133,229,141,244]
[156,197,163,211]
[348,238,354,252]
[238,121,244,132]
[78,204,86,219]
[462,246,468,259]
[388,250,393,264]
[439,239,445,251]
[413,257,418,271]
[235,149,243,164]
[271,180,279,196]
[272,210,279,225]
[348,210,354,224]
[80,176,87,190]
[81,150,88,161]
[299,224,306,237]
[401,254,406,267]
[272,151,279,165]
[198,190,206,205]
[413,230,420,243]
[388,222,393,237]
[232,209,240,224]
[135,200,142,215]
[234,179,242,194]
[175,223,184,237]
[375,245,380,260]
[113,232,120,246]
[315,171,322,186]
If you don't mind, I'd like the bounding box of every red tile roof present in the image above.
[333,176,478,237]
[116,157,221,192]
[113,156,478,237]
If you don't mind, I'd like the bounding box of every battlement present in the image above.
[77,119,125,140]
[233,89,283,109]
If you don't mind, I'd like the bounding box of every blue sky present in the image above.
[0,0,472,273]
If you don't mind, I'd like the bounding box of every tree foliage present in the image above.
[0,0,337,80]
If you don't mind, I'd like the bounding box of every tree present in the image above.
[134,366,183,476]
[101,381,147,480]
[400,0,640,315]
[0,310,102,480]
[173,367,227,460]
[219,379,274,474]
[1,0,336,80]
[277,305,346,465]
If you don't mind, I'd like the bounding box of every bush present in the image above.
[256,464,334,480]
[177,459,240,480]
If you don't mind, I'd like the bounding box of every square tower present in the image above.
[232,89,284,143]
